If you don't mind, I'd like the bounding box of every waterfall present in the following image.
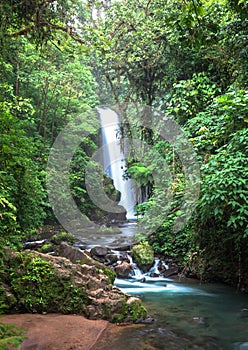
[98,107,137,219]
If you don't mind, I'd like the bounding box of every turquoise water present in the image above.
[103,277,248,349]
[119,278,248,349]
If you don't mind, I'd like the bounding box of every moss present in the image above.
[102,268,116,284]
[132,241,154,270]
[6,252,89,314]
[126,299,147,322]
[50,231,76,245]
[39,243,53,253]
[109,299,147,323]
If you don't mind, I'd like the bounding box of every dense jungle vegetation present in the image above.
[0,0,248,295]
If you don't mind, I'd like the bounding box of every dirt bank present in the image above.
[1,313,110,350]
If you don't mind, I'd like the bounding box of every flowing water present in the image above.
[116,279,248,349]
[95,256,248,350]
[95,108,248,349]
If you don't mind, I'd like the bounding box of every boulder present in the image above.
[162,267,179,278]
[54,242,106,269]
[105,253,119,265]
[132,241,154,273]
[90,246,109,257]
[115,262,132,278]
[1,248,147,323]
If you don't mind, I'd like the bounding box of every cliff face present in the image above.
[0,248,146,323]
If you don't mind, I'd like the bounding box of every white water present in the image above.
[98,107,137,219]
[114,253,213,296]
[111,252,248,350]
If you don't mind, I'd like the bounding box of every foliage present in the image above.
[151,219,195,258]
[0,0,248,291]
[0,0,90,46]
[0,98,46,240]
[166,72,221,125]
[0,322,26,349]
[199,128,248,237]
[0,0,100,244]
[186,88,248,157]
[90,0,248,287]
[126,162,153,187]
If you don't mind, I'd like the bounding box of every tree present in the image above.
[0,0,90,46]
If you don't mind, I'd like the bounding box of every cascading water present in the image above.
[104,251,248,350]
[98,107,137,220]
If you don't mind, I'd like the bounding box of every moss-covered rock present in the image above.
[3,250,89,314]
[132,241,154,272]
[102,268,116,284]
[0,249,147,323]
[50,231,76,245]
[39,243,53,253]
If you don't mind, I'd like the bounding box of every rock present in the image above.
[54,242,106,269]
[1,248,147,323]
[150,272,160,277]
[191,317,209,327]
[90,246,109,257]
[135,315,155,324]
[50,231,76,245]
[132,241,154,273]
[105,253,119,265]
[162,267,179,278]
[115,262,132,278]
[137,277,146,283]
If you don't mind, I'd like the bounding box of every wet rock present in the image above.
[90,246,109,257]
[119,253,131,263]
[105,253,118,265]
[137,277,146,283]
[150,272,160,277]
[162,267,179,278]
[115,262,132,278]
[191,317,209,327]
[132,241,154,273]
[135,315,155,324]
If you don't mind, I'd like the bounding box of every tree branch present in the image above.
[10,22,85,45]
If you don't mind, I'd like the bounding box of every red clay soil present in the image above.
[0,313,110,350]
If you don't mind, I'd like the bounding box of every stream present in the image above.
[95,255,248,350]
[92,107,248,349]
[115,278,248,349]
